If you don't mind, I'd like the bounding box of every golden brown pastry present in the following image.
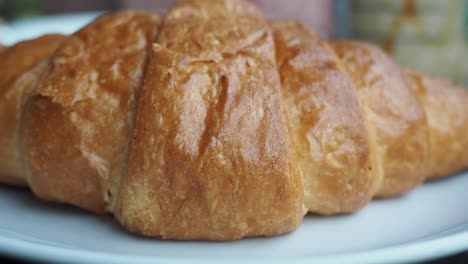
[0,35,65,186]
[0,35,64,91]
[0,1,466,242]
[116,0,305,240]
[272,21,381,214]
[405,70,468,179]
[0,45,6,52]
[330,41,429,198]
[23,11,161,213]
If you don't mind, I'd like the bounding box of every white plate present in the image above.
[2,173,468,264]
[0,12,102,45]
[2,14,468,264]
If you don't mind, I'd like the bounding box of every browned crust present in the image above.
[116,0,304,240]
[0,2,463,242]
[0,35,65,186]
[330,40,429,198]
[0,35,64,93]
[272,21,381,214]
[23,11,161,213]
[405,69,468,179]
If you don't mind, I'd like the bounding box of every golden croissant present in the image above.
[0,0,467,241]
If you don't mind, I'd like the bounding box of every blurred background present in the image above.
[0,0,467,85]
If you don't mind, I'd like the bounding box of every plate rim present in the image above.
[1,228,468,264]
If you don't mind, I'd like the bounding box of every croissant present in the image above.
[272,21,380,215]
[330,40,430,198]
[0,34,66,186]
[404,69,468,179]
[0,0,467,240]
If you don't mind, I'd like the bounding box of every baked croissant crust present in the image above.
[0,0,466,241]
[0,34,65,186]
[23,11,161,212]
[405,69,468,179]
[116,0,304,240]
[272,21,381,214]
[330,41,430,198]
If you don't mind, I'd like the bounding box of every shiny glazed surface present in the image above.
[331,41,429,198]
[272,21,381,214]
[0,0,466,242]
[0,35,65,185]
[24,11,160,212]
[117,0,304,240]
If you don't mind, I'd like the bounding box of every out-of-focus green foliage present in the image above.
[0,0,39,21]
